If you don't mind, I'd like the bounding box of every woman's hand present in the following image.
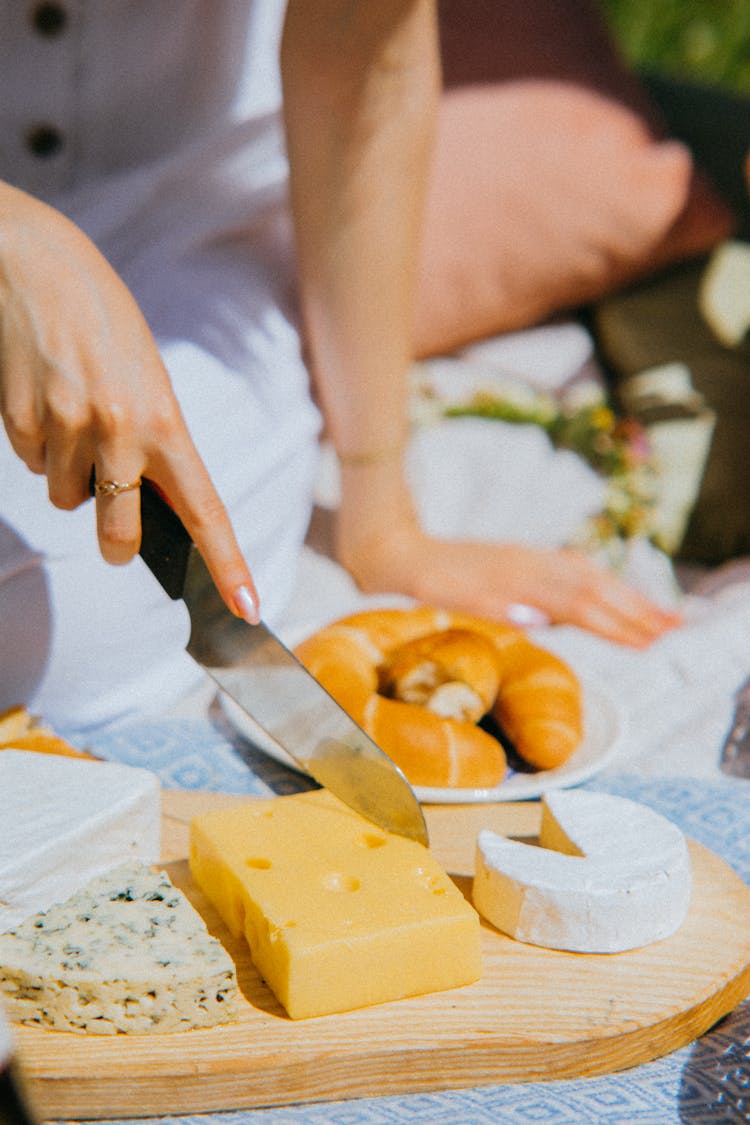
[0,183,259,622]
[334,460,681,649]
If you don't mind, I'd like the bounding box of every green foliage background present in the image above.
[600,1,750,92]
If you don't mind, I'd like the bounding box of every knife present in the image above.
[136,481,428,845]
[720,674,750,779]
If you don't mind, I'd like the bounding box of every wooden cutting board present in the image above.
[16,790,750,1120]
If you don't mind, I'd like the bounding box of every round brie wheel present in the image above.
[473,790,692,953]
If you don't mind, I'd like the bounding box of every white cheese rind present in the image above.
[473,790,692,953]
[0,861,240,1034]
[0,750,161,932]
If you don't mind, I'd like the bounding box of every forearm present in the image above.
[0,180,259,620]
[280,0,439,469]
[278,7,681,647]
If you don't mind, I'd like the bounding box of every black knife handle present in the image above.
[89,469,192,601]
[138,480,193,601]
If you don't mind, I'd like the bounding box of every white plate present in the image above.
[219,675,624,804]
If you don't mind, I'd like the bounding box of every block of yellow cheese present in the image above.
[189,789,481,1019]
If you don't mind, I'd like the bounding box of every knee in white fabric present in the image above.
[0,522,51,714]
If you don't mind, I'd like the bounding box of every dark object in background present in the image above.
[0,1007,39,1125]
[595,72,750,566]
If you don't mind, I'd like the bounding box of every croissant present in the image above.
[0,706,94,759]
[294,607,583,788]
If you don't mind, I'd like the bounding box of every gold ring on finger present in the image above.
[94,478,143,497]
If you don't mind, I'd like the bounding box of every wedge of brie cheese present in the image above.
[1,750,160,932]
[473,790,692,953]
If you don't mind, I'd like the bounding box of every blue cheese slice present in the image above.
[0,861,240,1034]
[1,750,161,932]
[473,790,692,953]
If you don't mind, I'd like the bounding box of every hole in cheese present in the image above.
[246,857,272,870]
[359,833,387,849]
[418,874,448,895]
[320,872,361,893]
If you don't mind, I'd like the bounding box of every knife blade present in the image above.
[137,481,428,845]
[720,674,750,779]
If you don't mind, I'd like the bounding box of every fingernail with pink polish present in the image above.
[234,585,260,625]
[506,602,550,628]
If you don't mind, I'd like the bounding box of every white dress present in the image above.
[0,2,323,735]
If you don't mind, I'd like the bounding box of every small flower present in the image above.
[591,405,615,431]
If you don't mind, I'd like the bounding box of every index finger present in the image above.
[580,581,682,649]
[145,453,261,625]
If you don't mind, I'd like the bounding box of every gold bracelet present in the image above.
[336,439,406,467]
